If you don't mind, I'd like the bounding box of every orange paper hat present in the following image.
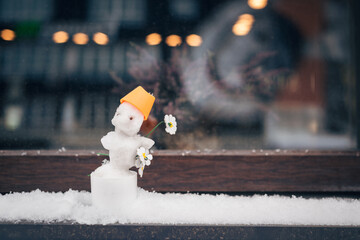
[120,86,155,120]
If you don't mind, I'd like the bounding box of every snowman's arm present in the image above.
[140,137,155,150]
[101,131,117,150]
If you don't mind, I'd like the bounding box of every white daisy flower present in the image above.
[164,114,177,135]
[137,147,153,166]
[135,147,153,177]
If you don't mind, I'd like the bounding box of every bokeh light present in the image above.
[186,34,202,47]
[232,24,251,36]
[93,32,109,45]
[165,35,182,47]
[52,31,69,44]
[73,33,89,45]
[145,33,162,46]
[232,13,255,36]
[237,14,254,24]
[248,0,267,10]
[1,29,16,41]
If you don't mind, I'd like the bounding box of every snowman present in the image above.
[101,87,155,176]
[90,86,155,210]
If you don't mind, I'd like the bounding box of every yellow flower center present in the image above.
[142,153,148,160]
[168,122,173,128]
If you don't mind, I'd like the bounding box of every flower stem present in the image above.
[97,153,109,156]
[145,121,164,137]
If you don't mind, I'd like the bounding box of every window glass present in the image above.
[0,0,357,150]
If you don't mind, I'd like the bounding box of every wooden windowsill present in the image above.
[1,149,360,193]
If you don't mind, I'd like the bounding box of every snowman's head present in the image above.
[111,102,144,136]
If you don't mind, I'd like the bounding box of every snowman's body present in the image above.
[102,131,154,175]
[101,102,154,175]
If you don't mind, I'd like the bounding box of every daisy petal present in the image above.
[135,159,141,168]
[138,167,144,177]
[137,147,145,156]
[165,127,171,134]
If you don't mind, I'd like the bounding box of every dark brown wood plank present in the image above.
[0,150,101,193]
[1,150,360,193]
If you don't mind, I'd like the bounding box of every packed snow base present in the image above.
[1,189,360,226]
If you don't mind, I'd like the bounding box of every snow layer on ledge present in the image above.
[1,189,360,225]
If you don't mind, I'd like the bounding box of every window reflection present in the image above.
[0,0,357,150]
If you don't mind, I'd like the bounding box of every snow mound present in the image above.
[1,189,360,225]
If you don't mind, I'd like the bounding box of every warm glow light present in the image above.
[73,32,89,45]
[248,0,267,10]
[237,14,254,24]
[186,34,202,47]
[232,23,252,36]
[146,33,162,46]
[93,32,109,45]
[52,31,69,44]
[1,29,16,41]
[233,13,255,36]
[165,35,182,47]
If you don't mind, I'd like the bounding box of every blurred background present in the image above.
[0,0,358,150]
